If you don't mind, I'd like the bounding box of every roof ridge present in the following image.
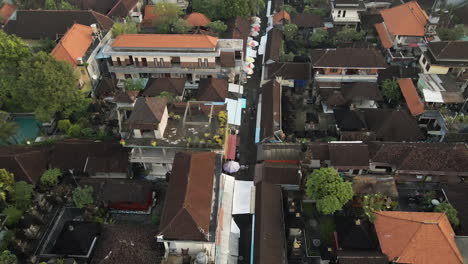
[396,219,425,259]
[435,214,464,263]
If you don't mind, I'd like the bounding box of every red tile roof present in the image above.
[0,3,16,24]
[380,1,428,36]
[51,24,93,68]
[374,211,463,264]
[374,22,393,49]
[186,12,211,27]
[398,78,425,116]
[141,5,159,27]
[273,10,290,25]
[112,34,218,49]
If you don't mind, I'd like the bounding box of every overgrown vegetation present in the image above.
[434,202,459,227]
[72,186,94,208]
[111,17,139,38]
[362,193,397,222]
[380,78,402,103]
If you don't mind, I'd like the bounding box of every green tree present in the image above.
[283,23,298,40]
[57,119,72,132]
[0,250,17,264]
[73,186,94,208]
[13,181,33,210]
[0,169,14,203]
[58,1,77,10]
[0,111,19,144]
[67,124,81,137]
[192,0,218,20]
[12,52,89,122]
[380,78,402,103]
[41,168,61,187]
[32,38,56,53]
[3,206,23,226]
[362,193,397,222]
[221,0,251,19]
[311,8,327,17]
[334,26,365,44]
[111,17,139,38]
[309,28,328,47]
[0,31,31,109]
[282,4,297,16]
[207,21,228,34]
[305,167,354,215]
[45,0,57,9]
[0,231,14,251]
[434,202,459,226]
[123,78,145,91]
[172,18,192,34]
[153,2,183,32]
[437,24,467,41]
[157,91,177,102]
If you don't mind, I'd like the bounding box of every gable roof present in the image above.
[196,78,228,102]
[291,13,322,28]
[374,211,463,264]
[158,152,217,241]
[142,78,186,97]
[51,24,93,68]
[374,22,393,49]
[311,48,387,68]
[112,34,218,49]
[4,10,113,40]
[398,78,425,116]
[261,80,281,141]
[254,182,287,264]
[64,0,119,15]
[427,41,468,61]
[341,82,383,101]
[329,143,369,169]
[273,10,290,24]
[254,162,301,185]
[0,3,16,24]
[186,12,211,27]
[226,16,250,39]
[380,1,428,36]
[361,109,424,141]
[126,97,167,129]
[114,90,138,104]
[0,146,49,184]
[267,62,311,80]
[264,28,283,63]
[107,0,138,18]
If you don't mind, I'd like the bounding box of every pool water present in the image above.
[10,116,41,144]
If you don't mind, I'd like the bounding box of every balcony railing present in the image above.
[315,74,378,82]
[108,61,243,75]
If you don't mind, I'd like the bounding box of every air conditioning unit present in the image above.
[77,57,84,65]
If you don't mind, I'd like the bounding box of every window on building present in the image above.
[198,58,203,67]
[422,56,426,65]
[142,58,148,67]
[204,59,209,67]
[425,63,431,72]
[135,58,140,67]
[154,58,159,67]
[330,68,338,73]
[342,10,346,17]
[124,74,132,79]
[337,10,341,17]
[117,57,122,66]
[160,58,164,67]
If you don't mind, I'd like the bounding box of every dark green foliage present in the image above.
[72,186,94,208]
[305,168,354,215]
[362,193,397,222]
[123,78,145,91]
[40,168,61,187]
[437,24,467,41]
[311,8,326,17]
[207,21,228,34]
[111,17,139,38]
[434,202,459,226]
[0,250,17,264]
[57,119,72,132]
[334,26,365,44]
[380,78,402,103]
[67,124,81,137]
[3,206,23,226]
[193,0,252,20]
[12,181,33,210]
[282,4,297,16]
[283,23,299,40]
[309,28,328,47]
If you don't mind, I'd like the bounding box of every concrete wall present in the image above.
[332,9,360,22]
[156,107,169,139]
[164,241,216,262]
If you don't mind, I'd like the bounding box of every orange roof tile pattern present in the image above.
[380,1,428,36]
[374,23,393,49]
[0,3,16,24]
[273,10,291,25]
[141,5,159,28]
[374,211,463,264]
[186,12,211,27]
[112,34,218,49]
[51,24,93,68]
[398,78,425,116]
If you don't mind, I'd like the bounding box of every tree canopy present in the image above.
[111,17,139,38]
[207,21,228,34]
[334,26,366,44]
[172,18,192,34]
[124,78,146,91]
[437,24,467,41]
[309,28,328,47]
[305,167,354,215]
[13,52,89,121]
[0,250,17,264]
[0,169,14,203]
[283,23,299,41]
[362,193,397,222]
[153,2,185,33]
[12,181,34,211]
[40,168,61,187]
[380,78,402,103]
[434,202,459,227]
[192,0,252,20]
[73,186,94,208]
[0,111,18,144]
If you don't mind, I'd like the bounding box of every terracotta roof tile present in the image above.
[398,78,425,116]
[0,3,16,24]
[142,77,186,97]
[141,5,159,27]
[380,1,428,36]
[126,97,168,129]
[374,23,393,49]
[374,211,463,264]
[158,152,217,241]
[51,24,93,68]
[185,12,211,27]
[273,10,290,24]
[112,34,218,49]
[196,78,228,102]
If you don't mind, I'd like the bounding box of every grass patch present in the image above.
[319,217,335,245]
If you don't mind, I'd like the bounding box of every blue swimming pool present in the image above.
[10,115,41,144]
